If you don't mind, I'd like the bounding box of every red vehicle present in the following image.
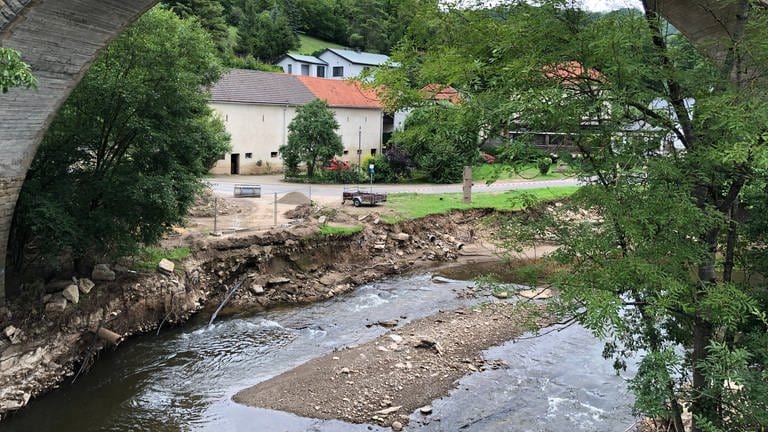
[325,159,350,171]
[481,152,496,164]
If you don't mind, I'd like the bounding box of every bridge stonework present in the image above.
[0,0,753,304]
[0,0,158,302]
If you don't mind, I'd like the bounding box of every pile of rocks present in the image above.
[42,263,115,314]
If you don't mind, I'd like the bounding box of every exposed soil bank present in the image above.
[0,208,501,420]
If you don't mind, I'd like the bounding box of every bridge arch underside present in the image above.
[0,0,747,302]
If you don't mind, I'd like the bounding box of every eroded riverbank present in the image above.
[0,209,499,419]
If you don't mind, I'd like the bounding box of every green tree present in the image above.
[10,7,230,274]
[235,0,298,63]
[0,47,36,93]
[281,99,343,177]
[163,0,232,54]
[390,104,479,183]
[372,2,768,430]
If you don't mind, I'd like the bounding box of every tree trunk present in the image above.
[691,316,714,432]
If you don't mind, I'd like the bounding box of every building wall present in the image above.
[275,59,327,78]
[209,103,297,175]
[317,52,367,79]
[334,108,384,165]
[209,103,383,174]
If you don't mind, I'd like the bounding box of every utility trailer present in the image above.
[342,187,387,207]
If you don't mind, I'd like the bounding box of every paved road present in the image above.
[206,174,581,199]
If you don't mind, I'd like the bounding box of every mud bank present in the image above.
[0,209,496,420]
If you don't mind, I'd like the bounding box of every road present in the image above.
[206,174,581,199]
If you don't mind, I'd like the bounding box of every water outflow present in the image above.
[4,273,638,432]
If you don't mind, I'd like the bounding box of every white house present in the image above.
[275,53,329,78]
[316,48,390,79]
[209,70,385,175]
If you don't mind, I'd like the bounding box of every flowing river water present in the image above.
[4,270,639,431]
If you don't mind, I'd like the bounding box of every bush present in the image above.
[362,155,396,183]
[537,157,552,175]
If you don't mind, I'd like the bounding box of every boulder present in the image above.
[44,280,72,294]
[392,233,410,242]
[78,278,95,294]
[45,296,68,313]
[92,264,116,281]
[62,284,80,304]
[318,215,327,225]
[157,258,175,275]
[267,277,291,286]
[250,284,265,295]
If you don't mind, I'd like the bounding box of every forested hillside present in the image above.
[163,0,431,68]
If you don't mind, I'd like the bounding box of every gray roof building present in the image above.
[319,48,390,66]
[210,70,316,106]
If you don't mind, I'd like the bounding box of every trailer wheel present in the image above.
[353,198,362,207]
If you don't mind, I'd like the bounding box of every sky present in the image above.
[579,0,642,12]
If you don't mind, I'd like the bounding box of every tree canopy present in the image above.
[371,1,768,430]
[10,7,230,274]
[280,99,343,177]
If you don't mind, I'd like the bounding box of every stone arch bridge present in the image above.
[0,0,756,302]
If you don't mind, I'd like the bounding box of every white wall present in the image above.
[210,102,297,175]
[209,103,384,174]
[275,59,327,78]
[317,52,367,79]
[334,107,383,165]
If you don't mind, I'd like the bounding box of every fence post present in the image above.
[274,192,278,226]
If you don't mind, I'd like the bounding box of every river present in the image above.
[4,272,639,431]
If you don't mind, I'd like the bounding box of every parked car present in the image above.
[325,159,351,171]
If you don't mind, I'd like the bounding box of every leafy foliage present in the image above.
[10,8,230,270]
[371,1,768,430]
[0,48,37,93]
[389,104,479,183]
[280,99,343,177]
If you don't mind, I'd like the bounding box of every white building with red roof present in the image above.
[208,69,388,175]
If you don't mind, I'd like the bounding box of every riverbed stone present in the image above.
[267,277,290,285]
[78,278,95,294]
[391,421,403,431]
[92,264,116,281]
[318,215,327,224]
[250,284,265,295]
[157,259,175,275]
[62,284,79,304]
[517,288,553,300]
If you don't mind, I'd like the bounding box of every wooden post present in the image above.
[274,192,278,226]
[463,166,472,204]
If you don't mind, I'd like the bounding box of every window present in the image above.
[245,153,253,159]
[287,64,292,74]
[270,151,278,158]
[316,66,325,78]
[301,64,310,75]
[370,149,377,156]
[343,150,349,155]
[332,66,344,77]
[218,154,226,160]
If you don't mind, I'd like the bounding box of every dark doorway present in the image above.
[230,153,240,175]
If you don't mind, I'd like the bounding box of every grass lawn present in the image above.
[385,186,579,221]
[294,35,346,55]
[318,225,363,235]
[472,164,575,182]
